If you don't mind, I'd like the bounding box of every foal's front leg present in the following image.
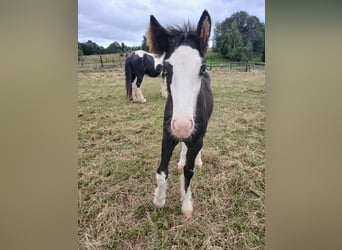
[153,136,177,208]
[180,139,203,217]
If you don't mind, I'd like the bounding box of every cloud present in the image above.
[78,0,265,47]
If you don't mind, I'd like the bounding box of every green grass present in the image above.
[78,66,265,249]
[206,50,231,64]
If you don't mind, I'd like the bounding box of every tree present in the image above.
[121,42,126,53]
[245,39,254,60]
[98,46,105,55]
[78,40,138,55]
[78,42,84,60]
[212,22,223,52]
[141,35,149,51]
[79,40,101,55]
[221,21,246,61]
[105,41,121,54]
[213,11,265,60]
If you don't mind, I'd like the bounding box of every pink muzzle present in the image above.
[171,117,194,139]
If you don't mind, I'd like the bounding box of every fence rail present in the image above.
[207,61,265,72]
[78,54,265,72]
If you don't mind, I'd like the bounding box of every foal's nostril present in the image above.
[172,119,177,130]
[189,119,194,130]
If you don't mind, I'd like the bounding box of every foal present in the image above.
[148,10,213,217]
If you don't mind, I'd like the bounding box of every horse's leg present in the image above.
[160,76,168,99]
[153,136,177,208]
[136,75,146,103]
[195,150,203,168]
[180,138,203,217]
[131,75,138,102]
[177,142,202,169]
[177,142,187,169]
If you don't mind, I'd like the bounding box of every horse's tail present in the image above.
[125,60,132,100]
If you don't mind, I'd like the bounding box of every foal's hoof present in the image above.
[132,98,147,104]
[153,195,165,208]
[182,210,193,218]
[195,162,203,168]
[153,200,165,208]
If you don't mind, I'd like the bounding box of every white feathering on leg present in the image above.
[153,172,167,208]
[136,87,146,103]
[132,84,138,102]
[180,173,193,217]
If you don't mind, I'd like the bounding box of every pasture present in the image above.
[78,66,265,249]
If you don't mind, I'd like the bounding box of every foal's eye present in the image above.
[200,64,206,76]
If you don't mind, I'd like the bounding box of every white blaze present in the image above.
[167,46,202,139]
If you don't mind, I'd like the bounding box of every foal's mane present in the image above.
[166,21,195,34]
[166,22,200,51]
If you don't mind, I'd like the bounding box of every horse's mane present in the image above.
[166,22,198,49]
[166,21,195,34]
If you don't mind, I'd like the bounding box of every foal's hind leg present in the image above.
[177,142,203,169]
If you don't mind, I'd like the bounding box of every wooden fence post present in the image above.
[99,54,104,68]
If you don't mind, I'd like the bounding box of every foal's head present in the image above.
[147,10,211,139]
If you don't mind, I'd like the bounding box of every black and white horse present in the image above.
[148,10,213,217]
[125,50,168,103]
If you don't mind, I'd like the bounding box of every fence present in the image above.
[78,54,125,71]
[207,61,265,72]
[78,54,265,72]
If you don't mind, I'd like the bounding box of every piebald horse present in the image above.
[148,10,213,217]
[125,50,168,103]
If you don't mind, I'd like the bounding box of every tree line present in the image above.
[213,11,265,62]
[79,11,265,62]
[78,40,141,57]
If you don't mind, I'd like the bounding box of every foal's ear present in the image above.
[147,15,170,55]
[196,10,211,55]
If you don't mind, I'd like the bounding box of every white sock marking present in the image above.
[153,172,167,208]
[180,173,193,215]
[195,150,203,168]
[136,87,146,103]
[132,83,138,102]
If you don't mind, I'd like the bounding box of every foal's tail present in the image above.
[125,60,132,100]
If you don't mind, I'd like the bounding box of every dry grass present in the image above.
[78,66,265,249]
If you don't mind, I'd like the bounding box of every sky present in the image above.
[78,0,265,48]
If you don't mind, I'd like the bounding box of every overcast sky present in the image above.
[78,0,265,48]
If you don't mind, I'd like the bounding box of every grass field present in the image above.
[78,66,265,249]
